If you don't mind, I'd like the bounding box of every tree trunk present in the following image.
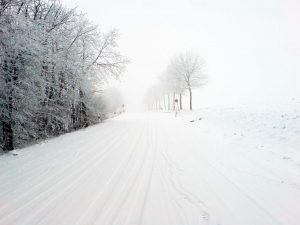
[2,118,14,151]
[167,94,170,111]
[179,93,182,110]
[158,99,162,111]
[188,87,192,111]
[4,95,14,151]
[2,82,14,151]
[79,89,87,128]
[2,54,17,151]
[173,92,175,111]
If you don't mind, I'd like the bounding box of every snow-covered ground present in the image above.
[0,104,299,225]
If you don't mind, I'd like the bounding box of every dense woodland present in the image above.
[0,0,128,151]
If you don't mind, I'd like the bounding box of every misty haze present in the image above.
[0,0,299,225]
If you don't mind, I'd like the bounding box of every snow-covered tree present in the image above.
[145,51,206,112]
[0,0,128,151]
[168,51,206,110]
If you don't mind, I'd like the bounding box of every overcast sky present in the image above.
[63,0,300,109]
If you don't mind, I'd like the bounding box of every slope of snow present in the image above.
[0,105,299,225]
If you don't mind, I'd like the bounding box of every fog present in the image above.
[64,0,300,110]
[1,0,300,221]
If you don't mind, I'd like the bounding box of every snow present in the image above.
[0,104,299,225]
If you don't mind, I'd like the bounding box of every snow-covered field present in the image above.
[1,104,299,225]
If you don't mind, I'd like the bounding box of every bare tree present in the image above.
[169,51,206,110]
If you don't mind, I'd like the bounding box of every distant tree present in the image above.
[101,87,125,115]
[143,85,164,111]
[169,51,206,110]
[163,68,186,110]
[145,51,206,112]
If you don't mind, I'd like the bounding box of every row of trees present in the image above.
[0,0,128,151]
[144,51,206,111]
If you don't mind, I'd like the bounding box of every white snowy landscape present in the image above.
[1,101,300,225]
[1,0,300,224]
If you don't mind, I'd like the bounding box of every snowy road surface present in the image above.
[1,110,300,225]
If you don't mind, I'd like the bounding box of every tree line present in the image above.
[144,51,206,111]
[0,0,128,151]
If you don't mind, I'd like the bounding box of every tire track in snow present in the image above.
[0,123,123,198]
[0,122,117,182]
[117,120,158,225]
[23,124,142,225]
[33,121,148,224]
[135,121,158,225]
[96,121,153,225]
[0,134,129,224]
[74,121,149,225]
[169,120,285,225]
[159,123,214,225]
[0,123,135,224]
[193,155,285,225]
[157,149,190,225]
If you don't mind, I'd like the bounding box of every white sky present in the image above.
[63,0,300,110]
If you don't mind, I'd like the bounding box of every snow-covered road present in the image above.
[1,110,299,225]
